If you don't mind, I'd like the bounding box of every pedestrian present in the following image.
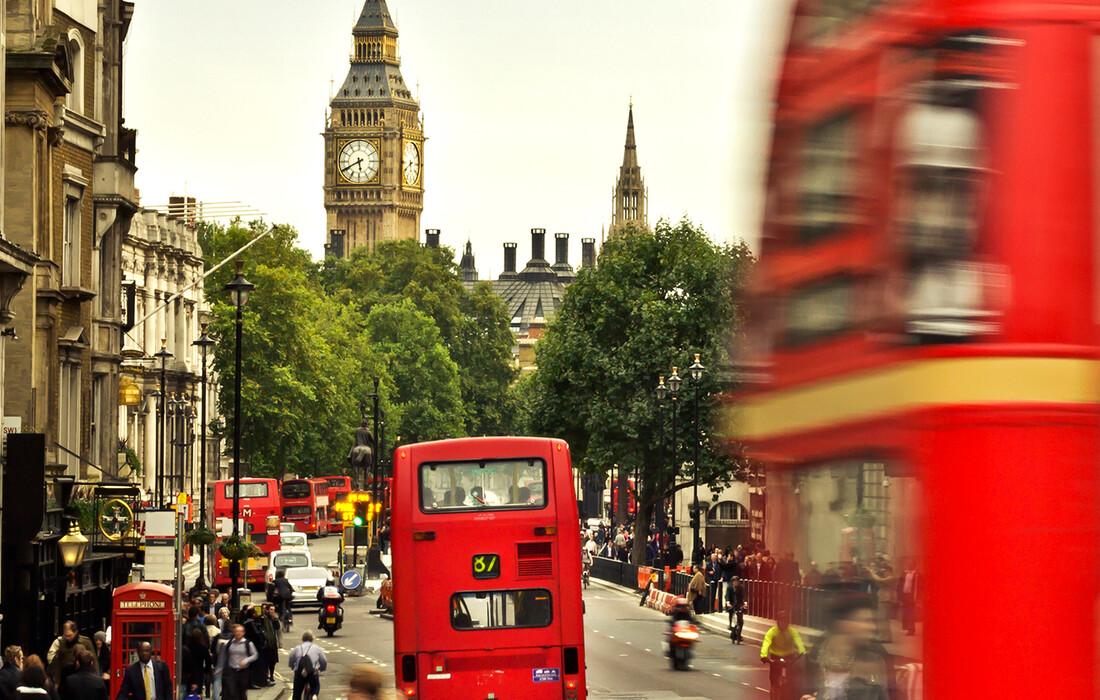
[46,622,97,689]
[802,561,822,589]
[91,633,110,692]
[896,558,920,636]
[115,642,172,700]
[181,628,211,698]
[216,609,231,634]
[58,650,105,700]
[800,593,897,700]
[240,609,267,689]
[686,565,707,615]
[182,608,209,646]
[774,552,800,585]
[725,576,747,644]
[344,665,382,700]
[204,617,221,653]
[260,605,280,685]
[210,626,233,700]
[21,658,56,700]
[286,633,327,700]
[13,663,49,700]
[0,646,24,700]
[213,625,257,700]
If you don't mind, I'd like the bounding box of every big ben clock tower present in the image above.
[324,0,424,256]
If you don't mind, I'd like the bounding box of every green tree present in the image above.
[527,218,753,564]
[322,240,517,436]
[364,299,465,443]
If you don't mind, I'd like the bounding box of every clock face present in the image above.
[403,141,421,186]
[339,140,379,183]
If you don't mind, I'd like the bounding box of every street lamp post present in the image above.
[655,376,668,535]
[153,339,173,506]
[688,354,705,564]
[224,261,254,612]
[194,325,215,587]
[667,367,682,547]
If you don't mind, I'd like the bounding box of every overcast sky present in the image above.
[124,1,792,273]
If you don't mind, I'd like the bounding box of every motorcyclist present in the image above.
[316,579,345,628]
[668,597,694,627]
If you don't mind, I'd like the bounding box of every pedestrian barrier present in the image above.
[644,588,678,614]
[591,556,644,590]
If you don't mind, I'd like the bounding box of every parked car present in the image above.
[280,532,308,551]
[280,522,298,533]
[265,549,312,596]
[285,565,330,608]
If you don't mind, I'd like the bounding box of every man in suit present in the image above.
[60,650,106,700]
[896,558,921,636]
[115,642,172,700]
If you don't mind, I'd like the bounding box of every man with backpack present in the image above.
[286,633,326,700]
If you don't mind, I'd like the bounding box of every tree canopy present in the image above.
[522,218,753,562]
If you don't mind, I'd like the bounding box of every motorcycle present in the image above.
[666,619,699,670]
[319,601,344,637]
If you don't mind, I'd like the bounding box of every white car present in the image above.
[279,532,308,551]
[265,549,312,590]
[285,566,330,608]
[280,522,298,533]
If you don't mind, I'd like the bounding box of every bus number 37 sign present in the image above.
[471,553,500,580]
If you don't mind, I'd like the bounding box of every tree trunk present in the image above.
[615,468,630,530]
[632,499,653,565]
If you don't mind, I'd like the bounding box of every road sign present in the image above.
[341,570,363,590]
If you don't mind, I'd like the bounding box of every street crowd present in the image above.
[0,584,386,700]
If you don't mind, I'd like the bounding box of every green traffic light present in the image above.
[352,516,364,526]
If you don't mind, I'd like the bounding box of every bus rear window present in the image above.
[419,459,547,511]
[281,481,311,500]
[224,482,268,499]
[450,589,552,630]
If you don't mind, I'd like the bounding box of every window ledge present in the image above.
[60,285,96,301]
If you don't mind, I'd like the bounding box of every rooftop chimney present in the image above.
[554,232,569,265]
[530,228,546,262]
[424,229,441,248]
[582,238,596,268]
[502,242,518,277]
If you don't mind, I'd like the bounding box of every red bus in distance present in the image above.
[280,478,330,537]
[211,478,281,587]
[391,437,586,700]
[323,475,352,530]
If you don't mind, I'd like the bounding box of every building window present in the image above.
[707,501,749,526]
[66,30,85,114]
[63,194,81,287]
[59,362,81,475]
[798,112,858,243]
[90,375,104,466]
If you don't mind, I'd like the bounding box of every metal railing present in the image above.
[590,556,642,589]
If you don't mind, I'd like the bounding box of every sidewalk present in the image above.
[590,577,922,663]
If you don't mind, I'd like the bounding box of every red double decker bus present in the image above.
[323,476,352,530]
[280,478,330,537]
[736,2,1100,696]
[211,478,281,587]
[392,437,586,700]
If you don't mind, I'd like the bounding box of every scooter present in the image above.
[319,601,344,637]
[667,619,699,670]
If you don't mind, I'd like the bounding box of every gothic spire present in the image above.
[356,0,397,33]
[622,102,637,169]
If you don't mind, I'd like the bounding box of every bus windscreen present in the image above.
[450,589,553,630]
[419,459,546,511]
[281,481,311,499]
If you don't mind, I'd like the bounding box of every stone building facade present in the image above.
[4,0,137,479]
[121,207,222,505]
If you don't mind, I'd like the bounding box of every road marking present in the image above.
[607,636,614,639]
[712,673,721,677]
[643,648,651,653]
[618,653,628,657]
[756,688,768,692]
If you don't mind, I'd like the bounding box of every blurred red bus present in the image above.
[610,477,636,517]
[280,478,330,537]
[737,2,1100,696]
[391,437,586,700]
[323,475,352,530]
[212,478,281,587]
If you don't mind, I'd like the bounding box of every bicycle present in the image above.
[582,564,590,589]
[279,599,293,633]
[764,654,800,700]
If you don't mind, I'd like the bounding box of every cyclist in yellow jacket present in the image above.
[760,610,805,700]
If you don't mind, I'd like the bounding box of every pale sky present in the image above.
[124,1,792,273]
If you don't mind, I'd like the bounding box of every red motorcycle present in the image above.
[667,619,699,671]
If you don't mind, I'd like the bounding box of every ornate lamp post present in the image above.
[153,339,173,506]
[194,325,215,586]
[224,261,253,611]
[688,354,705,563]
[655,376,668,534]
[667,366,682,543]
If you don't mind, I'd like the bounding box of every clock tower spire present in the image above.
[324,0,425,257]
[608,103,647,238]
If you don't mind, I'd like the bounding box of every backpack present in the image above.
[296,644,315,678]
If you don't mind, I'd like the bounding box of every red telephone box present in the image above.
[111,582,177,700]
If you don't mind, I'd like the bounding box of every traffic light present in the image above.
[353,500,369,526]
[688,503,701,529]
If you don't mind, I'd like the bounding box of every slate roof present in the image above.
[493,255,567,335]
[332,62,417,106]
[355,0,397,33]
